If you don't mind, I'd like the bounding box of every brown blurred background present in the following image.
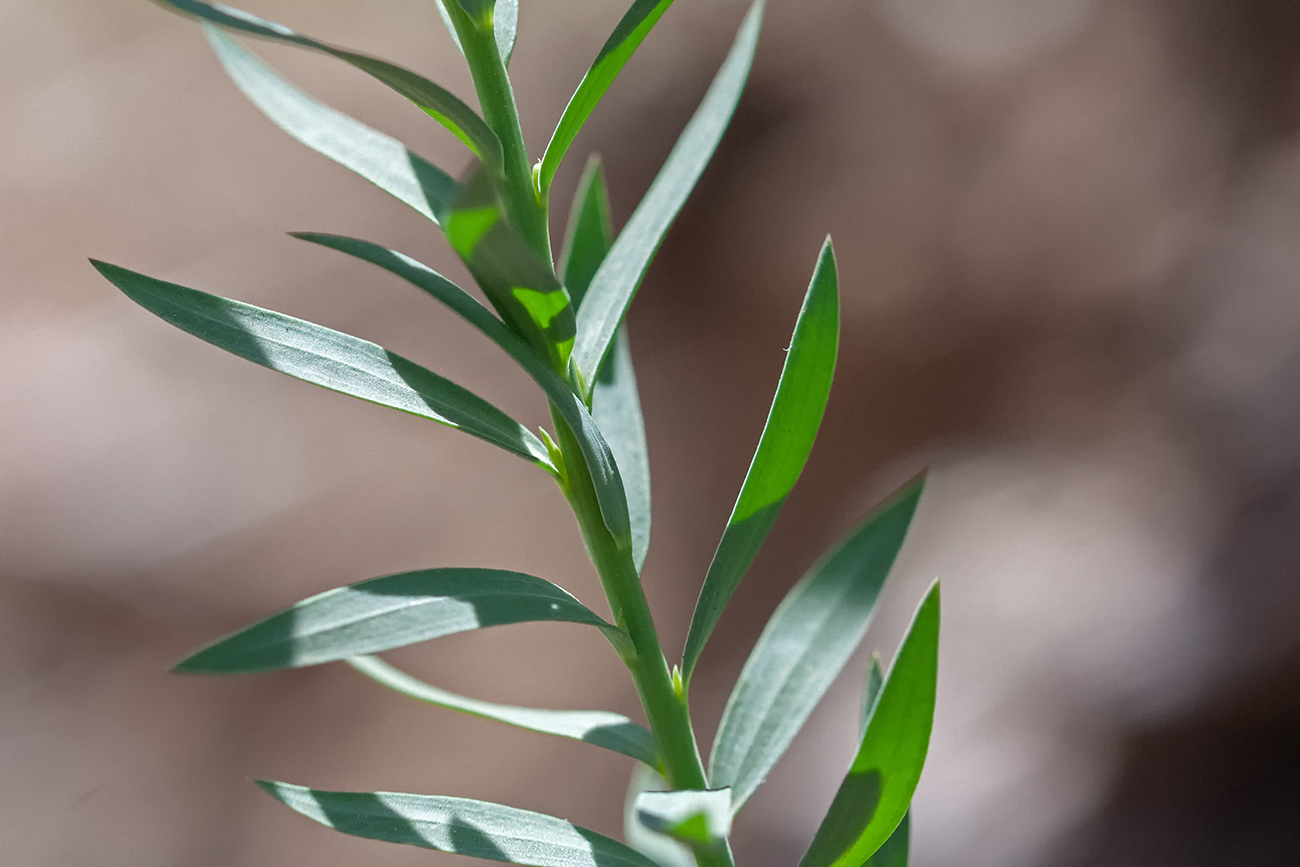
[3,0,1300,864]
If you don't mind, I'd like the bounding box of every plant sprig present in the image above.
[98,2,940,865]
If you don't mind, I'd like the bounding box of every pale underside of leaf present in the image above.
[347,654,659,767]
[709,477,924,813]
[260,781,661,867]
[203,26,457,224]
[570,0,764,397]
[681,237,839,683]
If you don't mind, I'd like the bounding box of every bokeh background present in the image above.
[3,0,1299,864]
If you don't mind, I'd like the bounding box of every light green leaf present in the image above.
[708,477,923,812]
[681,238,839,682]
[287,235,632,546]
[864,812,909,867]
[436,0,517,65]
[799,584,940,867]
[635,788,732,849]
[202,26,457,225]
[175,568,611,674]
[259,780,661,867]
[93,260,551,468]
[624,766,694,867]
[347,655,658,766]
[570,0,763,396]
[539,0,679,196]
[560,159,652,572]
[154,0,502,167]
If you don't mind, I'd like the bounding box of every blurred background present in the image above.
[3,0,1299,864]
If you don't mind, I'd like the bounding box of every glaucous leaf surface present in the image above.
[154,0,502,166]
[347,655,659,766]
[538,0,678,196]
[681,238,839,682]
[175,568,612,674]
[93,261,552,467]
[435,0,518,66]
[635,788,732,848]
[203,26,457,225]
[799,584,940,867]
[570,0,764,396]
[561,160,652,572]
[288,234,632,546]
[259,781,660,867]
[709,478,923,812]
[624,766,694,867]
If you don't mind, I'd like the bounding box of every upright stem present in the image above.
[448,5,552,264]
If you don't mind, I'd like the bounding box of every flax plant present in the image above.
[94,2,939,866]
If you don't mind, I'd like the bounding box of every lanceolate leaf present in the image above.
[93,261,552,467]
[799,585,940,867]
[681,238,839,682]
[709,478,924,812]
[435,0,518,66]
[539,0,678,197]
[260,781,661,867]
[203,26,457,225]
[175,568,612,674]
[154,0,502,167]
[347,655,659,766]
[287,234,632,545]
[570,0,764,396]
[561,160,652,572]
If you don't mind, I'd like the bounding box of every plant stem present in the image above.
[448,5,552,264]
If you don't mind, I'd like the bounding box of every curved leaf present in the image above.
[798,584,939,867]
[259,781,660,867]
[865,812,909,867]
[347,654,659,766]
[681,238,839,682]
[561,159,652,572]
[94,260,551,467]
[570,0,764,395]
[203,26,457,225]
[176,568,610,674]
[709,477,923,812]
[539,0,679,196]
[289,234,632,546]
[154,0,502,166]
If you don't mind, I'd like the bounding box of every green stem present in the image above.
[448,4,552,264]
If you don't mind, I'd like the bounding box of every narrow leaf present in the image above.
[347,655,658,766]
[636,788,732,848]
[259,781,661,867]
[864,812,909,867]
[176,568,609,674]
[624,766,694,867]
[708,477,923,812]
[860,652,885,741]
[288,235,632,545]
[154,0,502,167]
[94,260,551,467]
[436,0,518,65]
[539,0,679,196]
[202,26,457,225]
[799,584,940,867]
[560,159,652,572]
[570,0,764,395]
[681,238,839,682]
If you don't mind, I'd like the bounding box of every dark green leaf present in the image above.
[287,235,632,545]
[259,780,661,867]
[436,0,517,65]
[538,0,679,196]
[347,655,659,766]
[635,788,732,849]
[176,568,610,674]
[559,159,652,572]
[570,0,763,395]
[202,26,457,225]
[864,812,909,867]
[681,238,839,682]
[154,0,502,167]
[799,584,939,867]
[708,477,923,812]
[93,260,551,468]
